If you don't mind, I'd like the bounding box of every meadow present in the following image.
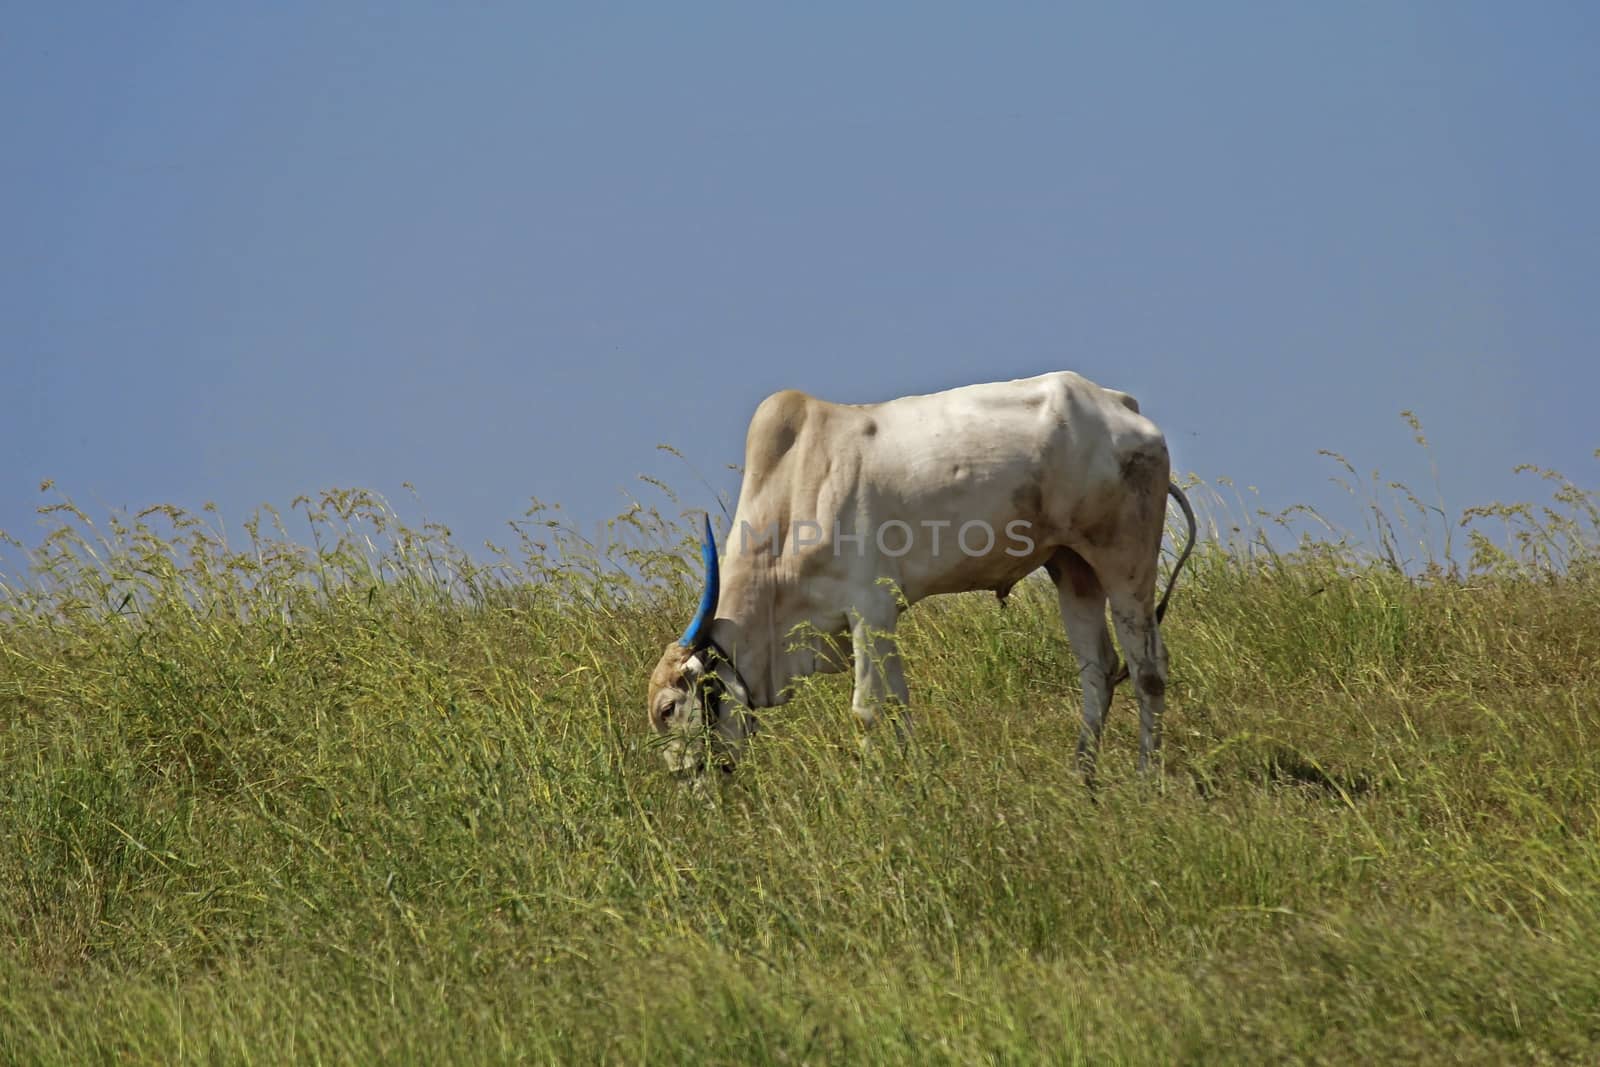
[1,446,1597,1064]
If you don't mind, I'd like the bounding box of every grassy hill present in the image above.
[2,461,1597,1064]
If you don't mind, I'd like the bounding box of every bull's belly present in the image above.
[896,540,1059,603]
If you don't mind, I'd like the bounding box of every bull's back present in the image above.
[862,372,1157,509]
[731,374,1167,599]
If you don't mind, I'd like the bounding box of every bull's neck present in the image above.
[707,557,806,710]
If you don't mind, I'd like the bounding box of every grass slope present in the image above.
[2,465,1598,1064]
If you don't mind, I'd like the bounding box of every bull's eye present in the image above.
[658,703,675,722]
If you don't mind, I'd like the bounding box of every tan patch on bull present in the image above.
[744,389,813,473]
[647,643,696,730]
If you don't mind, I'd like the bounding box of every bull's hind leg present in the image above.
[1107,588,1168,773]
[1101,435,1175,775]
[1048,549,1116,782]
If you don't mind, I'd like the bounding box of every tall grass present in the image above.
[1,444,1597,1064]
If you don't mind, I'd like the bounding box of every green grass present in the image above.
[2,454,1598,1064]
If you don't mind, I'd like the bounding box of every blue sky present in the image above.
[4,3,1596,563]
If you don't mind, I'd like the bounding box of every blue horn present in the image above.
[678,513,720,648]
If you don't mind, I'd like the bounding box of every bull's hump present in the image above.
[745,389,874,469]
[756,388,814,422]
[746,389,813,465]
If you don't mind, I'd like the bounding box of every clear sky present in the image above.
[4,3,1596,562]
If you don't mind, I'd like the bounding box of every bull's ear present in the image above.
[678,513,720,648]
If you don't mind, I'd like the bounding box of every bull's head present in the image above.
[646,515,756,776]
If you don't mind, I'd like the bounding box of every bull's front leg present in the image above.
[849,606,912,750]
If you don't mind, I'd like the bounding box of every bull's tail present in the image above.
[1110,482,1198,689]
[1155,482,1197,625]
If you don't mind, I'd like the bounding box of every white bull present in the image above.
[646,371,1196,781]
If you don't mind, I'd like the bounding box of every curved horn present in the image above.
[678,513,720,648]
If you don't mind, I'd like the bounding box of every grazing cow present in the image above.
[646,371,1196,781]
